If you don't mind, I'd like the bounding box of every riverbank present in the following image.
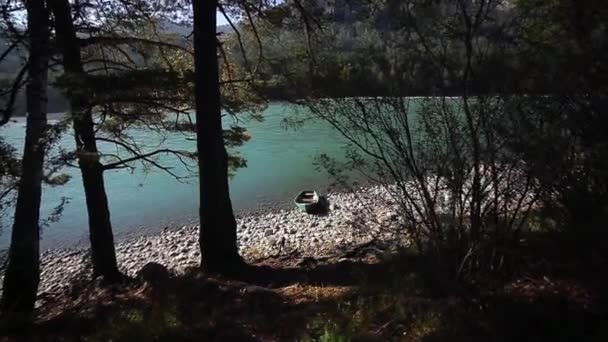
[0,185,410,302]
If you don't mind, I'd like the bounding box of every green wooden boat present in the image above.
[294,190,320,214]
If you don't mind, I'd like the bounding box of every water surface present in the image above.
[0,103,351,250]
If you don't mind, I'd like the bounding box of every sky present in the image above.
[217,0,284,26]
[217,11,229,26]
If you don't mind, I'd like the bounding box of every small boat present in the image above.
[294,190,320,214]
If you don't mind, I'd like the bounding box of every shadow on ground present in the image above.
[2,236,607,342]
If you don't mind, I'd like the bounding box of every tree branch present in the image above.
[78,36,193,55]
[0,61,28,126]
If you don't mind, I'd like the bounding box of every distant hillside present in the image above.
[1,21,232,117]
[158,20,232,36]
[0,37,70,116]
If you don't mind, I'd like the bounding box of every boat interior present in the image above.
[297,192,318,203]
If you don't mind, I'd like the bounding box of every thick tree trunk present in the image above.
[78,161,120,280]
[49,0,120,281]
[192,0,243,272]
[0,0,49,324]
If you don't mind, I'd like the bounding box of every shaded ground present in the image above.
[0,235,606,341]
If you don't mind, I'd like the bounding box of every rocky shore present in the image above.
[1,185,410,302]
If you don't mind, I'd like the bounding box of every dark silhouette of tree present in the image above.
[45,0,202,282]
[507,0,608,244]
[0,0,50,326]
[0,139,19,232]
[192,0,243,272]
[49,0,120,282]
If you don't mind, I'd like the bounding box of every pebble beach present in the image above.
[1,185,410,301]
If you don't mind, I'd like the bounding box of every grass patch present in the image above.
[300,294,481,341]
[88,304,188,342]
[302,320,352,342]
[297,259,484,342]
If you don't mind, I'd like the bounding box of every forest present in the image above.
[0,0,607,340]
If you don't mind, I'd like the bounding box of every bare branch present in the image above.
[0,60,28,126]
[79,36,193,55]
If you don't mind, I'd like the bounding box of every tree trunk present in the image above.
[49,0,120,281]
[192,0,243,273]
[0,0,50,324]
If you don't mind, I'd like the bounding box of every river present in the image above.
[0,103,352,250]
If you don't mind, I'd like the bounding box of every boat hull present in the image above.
[294,191,321,214]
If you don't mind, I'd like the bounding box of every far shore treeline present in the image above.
[1,1,579,115]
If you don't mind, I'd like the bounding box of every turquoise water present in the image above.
[0,103,351,250]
